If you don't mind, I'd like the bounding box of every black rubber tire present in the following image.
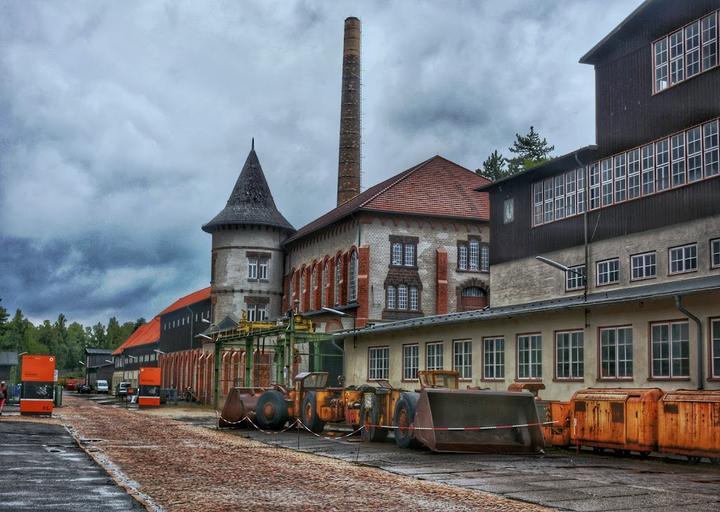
[301,391,326,433]
[255,390,289,430]
[393,393,420,449]
[360,394,388,443]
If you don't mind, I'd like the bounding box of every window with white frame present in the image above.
[687,126,703,182]
[368,346,389,380]
[627,149,641,199]
[655,138,670,191]
[404,244,415,267]
[631,251,657,280]
[409,286,419,311]
[453,339,472,379]
[543,178,554,222]
[533,182,543,226]
[669,29,685,85]
[334,256,342,305]
[600,326,633,379]
[596,258,620,286]
[565,265,586,291]
[556,331,584,380]
[704,120,719,177]
[654,36,669,92]
[601,159,613,206]
[577,167,586,214]
[348,251,358,302]
[686,20,701,78]
[669,243,697,274]
[390,239,417,267]
[483,337,504,380]
[712,319,720,378]
[671,133,686,186]
[458,239,489,272]
[702,13,718,71]
[245,302,268,322]
[248,259,258,280]
[391,243,403,266]
[554,174,565,218]
[259,259,268,280]
[651,321,689,378]
[641,144,655,195]
[613,154,626,202]
[712,238,720,268]
[321,262,328,307]
[386,286,396,310]
[426,341,444,370]
[397,285,408,310]
[589,163,601,209]
[566,169,577,216]
[517,334,542,380]
[402,344,419,380]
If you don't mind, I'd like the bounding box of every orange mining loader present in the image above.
[20,354,56,415]
[138,367,161,407]
[241,370,544,453]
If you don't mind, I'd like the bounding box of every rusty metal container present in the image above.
[541,401,572,447]
[658,390,720,462]
[219,387,266,428]
[570,388,663,454]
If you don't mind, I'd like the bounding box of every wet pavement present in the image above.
[236,427,720,511]
[0,421,143,511]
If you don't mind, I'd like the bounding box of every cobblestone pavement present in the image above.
[57,396,551,512]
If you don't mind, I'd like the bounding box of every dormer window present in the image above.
[653,11,718,94]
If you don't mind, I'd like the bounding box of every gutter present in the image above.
[674,295,704,390]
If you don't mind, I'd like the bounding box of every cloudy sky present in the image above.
[0,0,639,325]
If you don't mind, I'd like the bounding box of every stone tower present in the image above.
[202,144,294,324]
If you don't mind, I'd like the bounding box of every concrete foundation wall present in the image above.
[492,215,720,307]
[343,290,720,401]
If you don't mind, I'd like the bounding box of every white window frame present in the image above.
[248,258,258,280]
[712,318,720,379]
[480,244,490,272]
[397,284,408,310]
[596,258,620,286]
[409,286,419,311]
[469,239,479,271]
[599,326,633,379]
[613,154,626,202]
[631,251,657,281]
[589,163,601,209]
[426,341,444,371]
[601,158,613,206]
[321,262,328,307]
[391,243,403,266]
[577,167,586,214]
[458,244,468,270]
[627,149,641,199]
[704,120,719,178]
[565,264,586,291]
[669,243,698,274]
[258,259,268,280]
[651,321,690,379]
[555,330,584,381]
[712,238,720,269]
[565,169,577,216]
[655,138,670,191]
[402,344,419,381]
[404,243,415,267]
[641,144,655,195]
[554,174,565,219]
[533,181,543,226]
[386,286,396,310]
[654,37,669,92]
[702,12,718,72]
[669,29,685,85]
[453,339,472,380]
[517,334,542,380]
[687,126,703,182]
[483,337,504,381]
[671,133,686,186]
[685,20,701,78]
[368,346,389,380]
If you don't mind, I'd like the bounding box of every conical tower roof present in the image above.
[202,146,294,233]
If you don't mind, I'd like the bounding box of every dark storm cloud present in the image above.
[0,0,640,324]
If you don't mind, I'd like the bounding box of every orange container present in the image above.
[138,367,161,407]
[20,355,56,416]
[541,401,572,447]
[658,390,720,462]
[570,388,663,455]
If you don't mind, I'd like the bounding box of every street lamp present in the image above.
[535,256,585,276]
[321,306,357,349]
[78,361,85,366]
[197,333,212,340]
[153,349,166,355]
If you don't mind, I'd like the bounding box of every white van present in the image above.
[96,380,109,394]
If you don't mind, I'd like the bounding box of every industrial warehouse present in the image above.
[5,1,720,511]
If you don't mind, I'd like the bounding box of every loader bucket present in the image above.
[413,389,544,453]
[219,387,265,428]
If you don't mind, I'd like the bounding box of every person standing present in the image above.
[0,381,8,416]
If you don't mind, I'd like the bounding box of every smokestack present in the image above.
[337,17,361,206]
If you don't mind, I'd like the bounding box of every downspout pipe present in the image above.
[675,295,704,390]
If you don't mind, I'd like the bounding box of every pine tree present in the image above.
[478,150,508,181]
[507,126,555,174]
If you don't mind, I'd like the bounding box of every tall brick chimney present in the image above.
[336,17,361,206]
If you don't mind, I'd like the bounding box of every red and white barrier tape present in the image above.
[296,420,365,441]
[364,420,558,431]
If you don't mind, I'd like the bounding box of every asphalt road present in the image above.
[0,421,144,512]
[236,427,720,512]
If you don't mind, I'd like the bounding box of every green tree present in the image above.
[106,317,123,350]
[90,322,107,349]
[478,150,508,181]
[0,299,8,338]
[507,126,555,174]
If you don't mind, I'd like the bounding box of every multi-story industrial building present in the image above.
[345,0,720,400]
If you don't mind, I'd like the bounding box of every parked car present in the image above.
[77,384,92,394]
[96,380,109,394]
[116,382,131,397]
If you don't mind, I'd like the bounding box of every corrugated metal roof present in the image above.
[158,287,211,317]
[342,275,720,338]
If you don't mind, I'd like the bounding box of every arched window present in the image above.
[310,265,318,310]
[386,286,396,309]
[459,285,487,311]
[321,260,329,307]
[348,250,358,302]
[289,270,296,310]
[334,255,342,305]
[300,266,306,312]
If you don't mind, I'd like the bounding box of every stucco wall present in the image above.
[342,290,720,401]
[491,215,720,307]
[211,225,286,322]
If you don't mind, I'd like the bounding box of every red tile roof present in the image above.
[158,287,211,317]
[112,317,161,355]
[285,155,490,244]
